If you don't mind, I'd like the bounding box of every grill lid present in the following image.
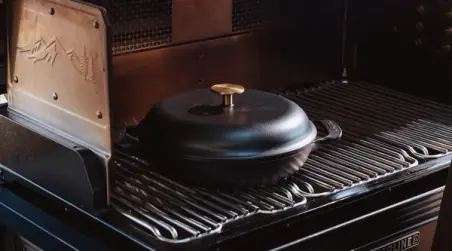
[136,84,317,160]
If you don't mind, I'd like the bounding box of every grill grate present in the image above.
[83,0,172,55]
[112,81,452,243]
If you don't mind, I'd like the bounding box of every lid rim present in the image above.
[154,121,318,161]
[138,87,316,160]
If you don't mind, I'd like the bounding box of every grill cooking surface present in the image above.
[112,81,452,243]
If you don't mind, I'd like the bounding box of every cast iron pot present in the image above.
[133,84,342,187]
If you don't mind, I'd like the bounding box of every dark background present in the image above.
[0,0,4,62]
[0,0,5,93]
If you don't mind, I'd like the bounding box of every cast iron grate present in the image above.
[111,81,452,242]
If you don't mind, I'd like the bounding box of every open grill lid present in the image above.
[136,84,317,160]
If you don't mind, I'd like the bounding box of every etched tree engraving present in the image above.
[87,57,94,82]
[80,46,87,78]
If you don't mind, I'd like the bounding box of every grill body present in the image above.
[0,130,446,250]
[1,0,452,250]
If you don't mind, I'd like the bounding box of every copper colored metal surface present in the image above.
[111,32,330,130]
[172,0,232,43]
[108,0,342,130]
[7,0,112,157]
[81,0,172,55]
[112,33,267,128]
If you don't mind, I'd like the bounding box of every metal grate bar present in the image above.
[112,81,452,243]
[281,82,452,158]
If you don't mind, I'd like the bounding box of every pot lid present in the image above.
[137,84,317,160]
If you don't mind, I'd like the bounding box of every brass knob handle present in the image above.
[211,84,245,107]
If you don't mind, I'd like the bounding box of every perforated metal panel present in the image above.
[232,0,262,32]
[84,0,172,55]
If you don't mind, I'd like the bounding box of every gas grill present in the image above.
[1,0,452,250]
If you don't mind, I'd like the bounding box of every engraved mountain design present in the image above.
[18,36,95,83]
